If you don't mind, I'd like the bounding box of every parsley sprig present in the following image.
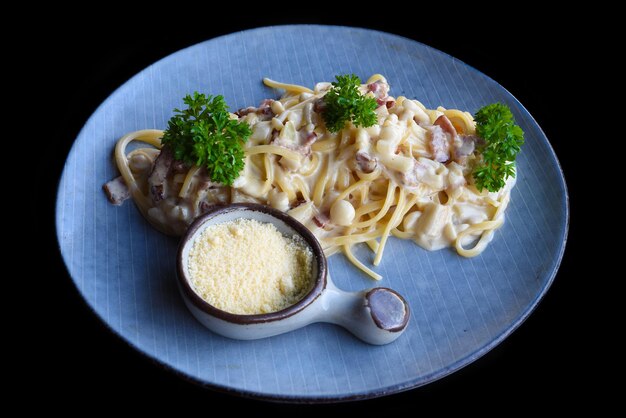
[472,103,525,192]
[322,74,378,132]
[161,93,251,186]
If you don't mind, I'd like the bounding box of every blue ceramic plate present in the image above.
[56,25,568,401]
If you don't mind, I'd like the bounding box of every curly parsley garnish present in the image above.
[472,103,525,192]
[161,93,251,186]
[322,74,378,133]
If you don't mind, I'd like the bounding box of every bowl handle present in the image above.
[312,278,410,345]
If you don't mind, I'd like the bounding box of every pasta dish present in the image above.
[104,75,517,280]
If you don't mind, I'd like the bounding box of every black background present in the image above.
[34,9,593,413]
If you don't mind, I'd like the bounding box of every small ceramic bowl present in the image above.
[177,203,410,345]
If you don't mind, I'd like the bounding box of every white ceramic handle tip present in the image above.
[317,284,410,345]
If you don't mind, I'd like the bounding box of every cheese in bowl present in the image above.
[187,218,314,315]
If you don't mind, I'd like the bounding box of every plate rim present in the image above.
[55,24,570,402]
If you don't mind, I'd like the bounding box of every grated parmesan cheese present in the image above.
[187,218,314,314]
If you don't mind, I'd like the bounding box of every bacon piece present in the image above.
[103,176,130,205]
[291,198,307,209]
[433,115,478,164]
[198,201,214,214]
[313,212,331,229]
[455,135,476,159]
[427,115,458,164]
[196,167,221,191]
[313,98,326,113]
[434,115,457,137]
[368,80,389,98]
[368,82,380,93]
[235,106,256,117]
[257,99,274,120]
[427,125,450,163]
[148,146,173,202]
[235,99,275,121]
[272,129,317,157]
[368,80,390,107]
[355,151,378,173]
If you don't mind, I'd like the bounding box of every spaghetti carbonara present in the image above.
[104,75,515,280]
